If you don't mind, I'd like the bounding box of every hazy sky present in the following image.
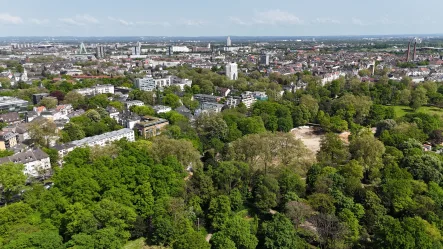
[0,0,441,36]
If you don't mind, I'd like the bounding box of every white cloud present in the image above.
[0,13,23,24]
[136,21,171,27]
[312,18,341,24]
[229,9,303,26]
[108,17,134,26]
[352,17,367,26]
[229,16,251,26]
[253,9,303,25]
[30,18,49,25]
[109,17,171,27]
[180,19,207,26]
[59,14,99,26]
[59,18,84,26]
[76,14,99,24]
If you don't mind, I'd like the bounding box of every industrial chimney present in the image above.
[406,42,411,62]
[413,41,417,61]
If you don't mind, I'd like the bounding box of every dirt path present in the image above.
[205,234,212,242]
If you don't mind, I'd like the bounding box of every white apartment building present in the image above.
[135,76,172,92]
[125,100,145,110]
[54,128,135,161]
[75,84,115,96]
[226,62,238,80]
[0,149,51,179]
[240,93,257,109]
[172,46,191,53]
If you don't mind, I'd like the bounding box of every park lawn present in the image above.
[390,105,443,118]
[123,238,169,249]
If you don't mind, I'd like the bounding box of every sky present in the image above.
[0,0,441,37]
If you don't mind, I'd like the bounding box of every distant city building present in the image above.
[96,45,106,58]
[134,116,169,139]
[132,42,141,55]
[226,62,238,80]
[260,51,270,66]
[167,45,173,56]
[0,97,29,112]
[75,84,114,96]
[0,149,51,178]
[227,36,232,46]
[171,46,190,53]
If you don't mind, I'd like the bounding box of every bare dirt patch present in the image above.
[291,126,325,154]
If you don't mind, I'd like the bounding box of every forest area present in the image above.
[2,66,443,249]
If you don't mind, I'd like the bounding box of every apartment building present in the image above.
[75,84,115,96]
[0,149,51,178]
[135,76,171,92]
[134,116,169,139]
[0,131,18,150]
[194,94,222,103]
[125,100,145,110]
[54,128,135,160]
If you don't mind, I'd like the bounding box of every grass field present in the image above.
[123,238,169,249]
[390,105,443,118]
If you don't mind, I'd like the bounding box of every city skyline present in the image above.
[0,0,442,37]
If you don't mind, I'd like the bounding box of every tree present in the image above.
[28,118,59,147]
[231,133,312,174]
[317,133,349,167]
[349,133,385,182]
[173,230,210,249]
[410,86,428,110]
[211,233,237,249]
[212,161,249,194]
[3,230,65,249]
[253,175,279,212]
[164,93,181,109]
[150,136,201,168]
[398,89,411,105]
[300,94,319,119]
[50,90,65,102]
[207,195,231,230]
[64,91,85,109]
[0,163,26,205]
[402,153,443,184]
[285,201,314,228]
[260,213,304,249]
[195,113,228,141]
[88,94,110,109]
[38,97,58,109]
[62,122,86,142]
[308,193,336,214]
[211,216,258,249]
[310,214,348,249]
[130,105,155,116]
